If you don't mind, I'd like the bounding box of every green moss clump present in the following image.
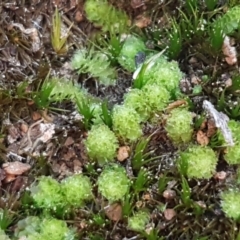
[118,35,146,72]
[128,211,150,232]
[30,176,64,210]
[165,108,193,145]
[224,142,240,164]
[212,6,240,36]
[97,164,130,202]
[84,0,129,33]
[40,218,76,240]
[124,89,148,121]
[221,190,240,221]
[84,124,119,165]
[124,84,170,121]
[0,229,10,240]
[178,145,218,179]
[71,48,117,86]
[14,216,41,238]
[112,105,142,141]
[142,56,183,92]
[61,174,93,207]
[142,84,170,114]
[218,120,240,164]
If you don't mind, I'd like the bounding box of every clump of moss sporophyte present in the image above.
[165,108,193,145]
[118,35,146,72]
[84,124,119,165]
[127,211,150,232]
[141,55,183,93]
[84,0,129,33]
[61,174,93,208]
[39,218,76,240]
[14,216,41,239]
[124,84,170,121]
[218,120,240,164]
[30,176,64,210]
[221,189,240,221]
[112,104,142,142]
[178,145,218,179]
[15,216,76,240]
[97,163,130,202]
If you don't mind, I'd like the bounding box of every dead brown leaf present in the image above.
[214,171,227,180]
[105,203,122,222]
[196,130,209,146]
[164,209,176,221]
[64,137,74,147]
[134,15,151,28]
[2,162,31,175]
[117,146,130,162]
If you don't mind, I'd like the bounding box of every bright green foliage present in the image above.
[128,211,150,232]
[112,105,142,141]
[33,77,83,110]
[97,164,130,202]
[14,216,41,238]
[0,209,14,231]
[218,120,240,164]
[125,84,171,122]
[224,143,240,164]
[51,8,72,55]
[211,6,240,50]
[71,48,117,86]
[0,229,10,240]
[30,176,64,210]
[84,0,129,33]
[15,217,76,240]
[84,124,119,165]
[165,108,193,145]
[118,36,146,72]
[142,84,170,115]
[178,145,218,179]
[142,56,183,92]
[212,6,240,36]
[61,174,93,207]
[40,218,76,240]
[221,190,240,221]
[124,89,147,121]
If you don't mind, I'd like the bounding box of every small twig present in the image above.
[26,118,44,148]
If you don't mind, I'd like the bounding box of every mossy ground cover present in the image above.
[1,0,240,239]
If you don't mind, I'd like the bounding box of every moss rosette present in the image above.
[221,190,240,221]
[61,174,93,207]
[30,176,64,210]
[128,211,150,232]
[124,89,149,121]
[224,143,240,165]
[97,164,130,202]
[142,84,170,113]
[84,124,118,165]
[178,145,218,179]
[143,57,183,92]
[40,218,75,240]
[165,108,193,145]
[213,6,240,35]
[118,35,146,72]
[112,105,142,141]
